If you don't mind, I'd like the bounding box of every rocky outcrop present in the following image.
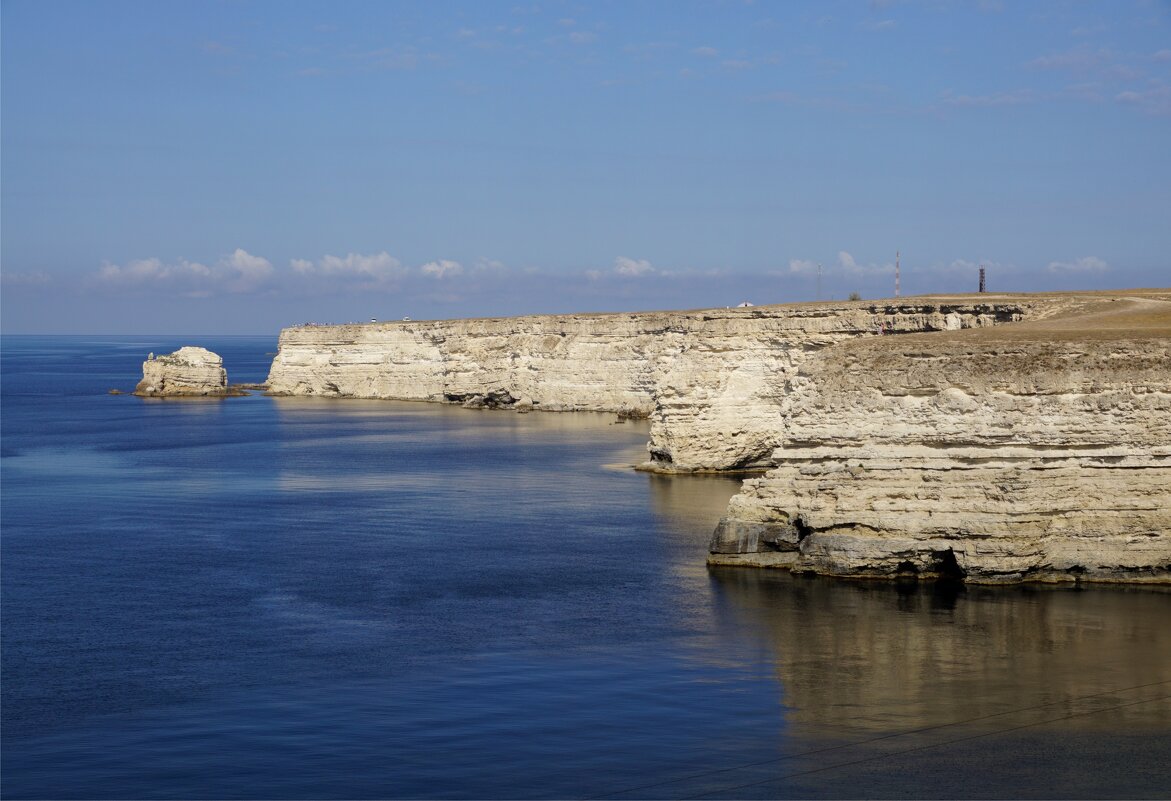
[134,346,239,397]
[266,301,1030,471]
[710,296,1171,584]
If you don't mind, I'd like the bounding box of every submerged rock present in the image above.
[134,347,243,397]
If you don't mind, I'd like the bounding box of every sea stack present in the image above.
[134,346,238,397]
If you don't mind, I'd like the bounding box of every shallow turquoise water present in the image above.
[2,336,1169,799]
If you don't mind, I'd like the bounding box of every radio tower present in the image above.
[979,265,986,293]
[817,263,822,301]
[895,251,900,298]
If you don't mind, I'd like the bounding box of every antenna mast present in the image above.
[979,265,986,293]
[895,251,900,298]
[817,263,822,301]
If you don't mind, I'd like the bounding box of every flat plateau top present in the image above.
[928,291,1171,344]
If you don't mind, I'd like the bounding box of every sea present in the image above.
[2,335,1169,800]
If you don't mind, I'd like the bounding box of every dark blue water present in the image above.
[3,336,1169,799]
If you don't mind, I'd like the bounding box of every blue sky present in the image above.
[2,0,1169,334]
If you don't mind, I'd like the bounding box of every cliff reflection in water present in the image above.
[709,569,1171,738]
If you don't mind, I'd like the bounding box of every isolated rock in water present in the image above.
[134,346,234,397]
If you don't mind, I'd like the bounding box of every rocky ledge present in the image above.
[134,346,244,397]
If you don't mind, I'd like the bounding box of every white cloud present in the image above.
[1115,84,1171,116]
[788,259,818,275]
[223,248,274,292]
[838,250,895,276]
[614,256,655,277]
[569,31,596,44]
[285,251,408,292]
[98,257,207,285]
[472,258,508,274]
[95,251,277,296]
[313,251,404,279]
[1047,256,1109,274]
[1022,46,1171,115]
[421,259,464,279]
[693,46,718,57]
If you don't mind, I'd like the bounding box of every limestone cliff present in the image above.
[265,291,1170,584]
[710,295,1171,583]
[134,346,237,397]
[266,302,1027,471]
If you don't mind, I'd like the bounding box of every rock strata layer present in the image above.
[134,346,237,397]
[710,296,1171,583]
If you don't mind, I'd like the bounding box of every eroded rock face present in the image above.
[266,302,1029,471]
[134,347,232,397]
[710,298,1171,584]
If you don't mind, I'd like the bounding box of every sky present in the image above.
[2,0,1169,334]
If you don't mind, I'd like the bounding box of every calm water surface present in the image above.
[2,336,1169,799]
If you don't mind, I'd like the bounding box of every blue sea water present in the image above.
[2,335,1169,800]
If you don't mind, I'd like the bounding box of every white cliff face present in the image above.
[266,302,1028,471]
[710,297,1171,584]
[134,346,231,397]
